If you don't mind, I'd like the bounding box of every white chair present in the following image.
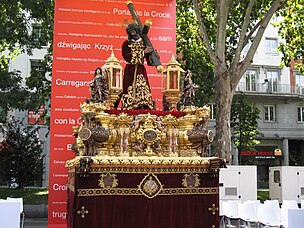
[0,200,21,228]
[264,200,281,219]
[238,201,259,228]
[220,200,240,227]
[282,199,298,209]
[245,199,261,205]
[281,200,299,228]
[6,197,24,228]
[288,208,304,228]
[257,202,282,227]
[301,200,304,209]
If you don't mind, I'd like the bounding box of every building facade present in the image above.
[208,18,304,188]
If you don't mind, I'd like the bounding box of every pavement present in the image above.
[24,218,48,228]
[24,205,48,228]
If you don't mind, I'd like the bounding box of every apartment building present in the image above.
[208,19,304,188]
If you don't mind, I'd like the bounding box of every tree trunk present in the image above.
[214,71,234,163]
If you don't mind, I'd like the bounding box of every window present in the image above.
[244,69,258,91]
[30,60,43,73]
[295,73,304,95]
[209,103,216,120]
[264,105,276,122]
[297,107,304,122]
[266,70,279,92]
[32,24,47,46]
[273,170,280,183]
[265,38,278,53]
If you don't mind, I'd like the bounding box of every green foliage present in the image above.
[0,68,30,112]
[0,0,54,54]
[257,189,270,202]
[0,188,48,205]
[177,0,277,65]
[176,0,215,105]
[0,117,45,188]
[278,0,304,73]
[0,0,54,121]
[231,93,261,153]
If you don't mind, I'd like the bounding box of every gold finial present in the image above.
[126,1,133,5]
[167,54,182,67]
[105,51,120,64]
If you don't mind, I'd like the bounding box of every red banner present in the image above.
[49,0,176,226]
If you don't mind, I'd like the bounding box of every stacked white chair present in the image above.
[280,200,298,228]
[238,201,260,228]
[220,200,240,227]
[6,197,24,228]
[257,200,281,227]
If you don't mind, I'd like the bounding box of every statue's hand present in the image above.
[144,46,153,54]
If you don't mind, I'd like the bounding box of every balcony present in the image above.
[237,82,304,96]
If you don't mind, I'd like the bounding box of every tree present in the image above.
[176,4,215,106]
[277,0,304,73]
[0,67,30,114]
[0,117,44,188]
[231,93,260,163]
[176,0,283,162]
[0,0,54,118]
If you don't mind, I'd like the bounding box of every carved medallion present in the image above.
[138,173,163,199]
[78,127,92,141]
[182,173,200,188]
[143,129,158,143]
[98,172,118,189]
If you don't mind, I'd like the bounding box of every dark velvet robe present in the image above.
[121,39,154,110]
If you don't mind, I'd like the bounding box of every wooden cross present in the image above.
[127,1,162,71]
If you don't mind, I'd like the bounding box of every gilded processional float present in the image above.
[66,2,226,227]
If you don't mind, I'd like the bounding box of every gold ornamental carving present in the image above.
[208,203,219,215]
[66,156,222,169]
[77,206,89,219]
[69,101,221,160]
[182,173,200,188]
[98,172,118,189]
[77,187,218,197]
[138,173,163,199]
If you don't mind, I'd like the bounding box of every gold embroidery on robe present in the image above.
[129,40,145,64]
[122,74,153,110]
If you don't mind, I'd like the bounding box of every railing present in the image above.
[237,82,304,95]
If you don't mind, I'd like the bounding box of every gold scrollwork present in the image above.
[87,166,210,174]
[70,156,212,168]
